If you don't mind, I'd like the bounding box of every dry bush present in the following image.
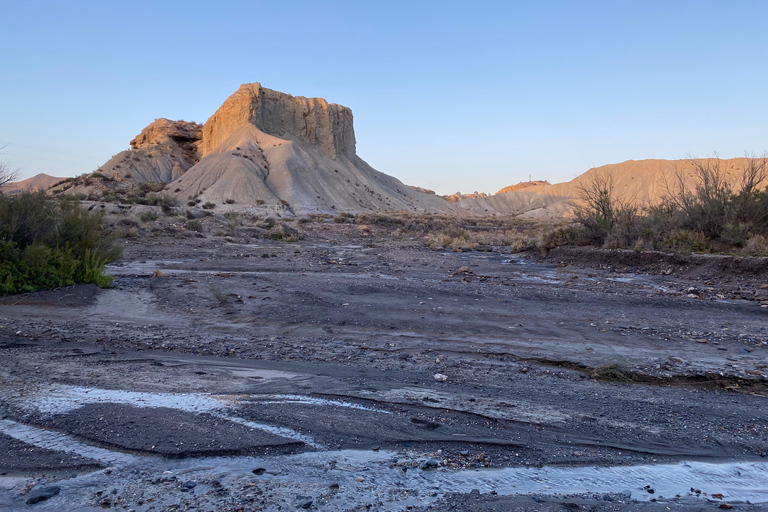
[663,154,768,245]
[742,234,768,256]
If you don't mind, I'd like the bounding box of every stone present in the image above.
[25,485,61,504]
[296,496,313,509]
[434,373,448,382]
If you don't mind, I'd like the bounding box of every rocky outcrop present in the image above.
[496,180,550,195]
[130,118,202,154]
[201,83,356,160]
[443,191,489,203]
[97,119,202,183]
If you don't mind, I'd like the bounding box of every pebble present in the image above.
[434,373,448,382]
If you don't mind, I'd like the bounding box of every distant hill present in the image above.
[2,174,64,194]
[454,158,760,218]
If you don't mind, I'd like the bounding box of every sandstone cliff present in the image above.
[201,83,355,160]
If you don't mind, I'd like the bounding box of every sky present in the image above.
[1,0,766,195]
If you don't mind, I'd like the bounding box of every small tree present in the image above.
[0,145,19,188]
[572,173,617,245]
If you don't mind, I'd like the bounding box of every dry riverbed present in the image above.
[0,221,766,511]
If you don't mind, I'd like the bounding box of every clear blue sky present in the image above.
[1,0,766,195]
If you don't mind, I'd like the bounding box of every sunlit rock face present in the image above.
[201,83,356,160]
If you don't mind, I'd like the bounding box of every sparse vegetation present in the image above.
[223,212,240,236]
[140,211,159,223]
[564,155,768,254]
[0,192,122,294]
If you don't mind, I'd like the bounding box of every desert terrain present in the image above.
[0,216,767,511]
[1,82,767,511]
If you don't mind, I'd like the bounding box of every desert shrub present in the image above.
[185,220,203,232]
[741,234,768,256]
[225,198,236,204]
[202,201,216,210]
[269,223,299,242]
[140,211,158,223]
[663,229,712,253]
[333,212,355,223]
[158,195,175,214]
[116,217,139,227]
[664,156,768,245]
[571,173,623,246]
[0,192,121,294]
[223,212,240,236]
[139,182,166,193]
[536,225,577,256]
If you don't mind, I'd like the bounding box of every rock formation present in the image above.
[443,191,489,203]
[168,83,457,214]
[201,83,355,160]
[96,119,202,184]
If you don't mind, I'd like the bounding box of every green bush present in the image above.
[140,211,158,223]
[0,192,122,295]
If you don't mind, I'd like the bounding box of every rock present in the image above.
[460,450,470,456]
[182,480,196,489]
[424,459,440,468]
[295,496,313,509]
[434,373,448,382]
[354,476,365,482]
[26,485,61,504]
[151,270,168,278]
[252,468,266,475]
[457,266,472,274]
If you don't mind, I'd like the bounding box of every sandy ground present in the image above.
[0,222,766,511]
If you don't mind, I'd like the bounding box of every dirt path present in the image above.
[0,228,766,510]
